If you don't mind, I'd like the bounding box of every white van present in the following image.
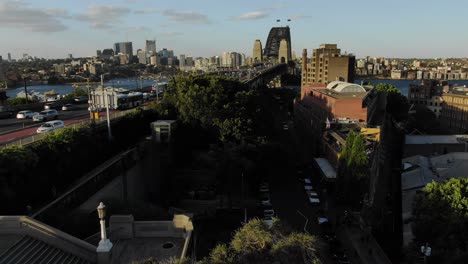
[36,120,65,133]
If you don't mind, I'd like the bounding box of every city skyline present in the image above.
[1,0,468,59]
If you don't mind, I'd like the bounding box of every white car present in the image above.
[33,110,58,122]
[304,178,312,184]
[16,110,39,119]
[304,185,314,191]
[36,120,65,134]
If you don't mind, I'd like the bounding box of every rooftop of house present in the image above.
[401,152,468,245]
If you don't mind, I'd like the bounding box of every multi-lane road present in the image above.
[0,104,92,145]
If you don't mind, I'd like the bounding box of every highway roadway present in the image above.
[0,104,90,135]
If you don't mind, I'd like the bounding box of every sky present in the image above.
[1,0,468,59]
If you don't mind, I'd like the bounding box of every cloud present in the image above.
[126,26,151,32]
[160,9,209,24]
[76,5,131,29]
[233,10,272,20]
[0,1,68,32]
[160,31,183,37]
[134,9,158,14]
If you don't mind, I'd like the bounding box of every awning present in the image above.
[314,158,337,180]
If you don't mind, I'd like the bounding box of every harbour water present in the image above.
[355,79,468,96]
[6,77,468,98]
[5,78,161,98]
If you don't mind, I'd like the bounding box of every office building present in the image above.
[179,54,186,67]
[96,50,102,57]
[301,44,355,86]
[408,80,449,118]
[7,53,11,62]
[186,56,194,67]
[68,54,73,59]
[252,40,263,63]
[146,40,156,54]
[150,55,160,66]
[114,42,133,57]
[137,49,146,64]
[440,88,468,133]
[101,49,114,60]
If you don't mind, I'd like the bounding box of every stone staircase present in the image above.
[0,235,93,264]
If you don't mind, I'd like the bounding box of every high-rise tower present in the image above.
[253,40,263,63]
[302,44,355,86]
[114,42,133,57]
[146,40,156,54]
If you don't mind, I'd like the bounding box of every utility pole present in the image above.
[23,79,29,104]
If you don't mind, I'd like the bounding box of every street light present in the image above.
[101,73,112,141]
[96,202,113,252]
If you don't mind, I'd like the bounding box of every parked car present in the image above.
[16,110,39,119]
[304,185,314,191]
[260,196,271,206]
[44,102,62,110]
[264,215,273,227]
[33,110,58,122]
[36,120,65,133]
[264,209,275,217]
[62,103,78,111]
[0,108,14,119]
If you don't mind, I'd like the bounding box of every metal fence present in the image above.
[0,105,152,148]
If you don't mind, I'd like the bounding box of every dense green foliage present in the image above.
[164,74,258,143]
[337,131,369,207]
[7,97,38,105]
[374,83,401,94]
[199,218,321,264]
[412,178,468,263]
[375,83,409,122]
[63,88,88,99]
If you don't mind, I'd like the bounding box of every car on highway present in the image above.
[74,96,88,103]
[0,108,14,119]
[33,110,59,122]
[36,120,64,134]
[62,103,78,111]
[44,102,62,110]
[16,110,39,119]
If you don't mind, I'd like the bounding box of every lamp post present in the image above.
[100,73,112,141]
[96,202,113,252]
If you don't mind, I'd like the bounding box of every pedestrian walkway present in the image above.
[336,224,392,264]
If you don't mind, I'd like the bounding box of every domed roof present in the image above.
[326,81,366,93]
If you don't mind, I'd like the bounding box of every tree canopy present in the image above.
[337,131,369,207]
[374,83,401,94]
[164,74,258,143]
[412,178,468,263]
[199,218,321,264]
